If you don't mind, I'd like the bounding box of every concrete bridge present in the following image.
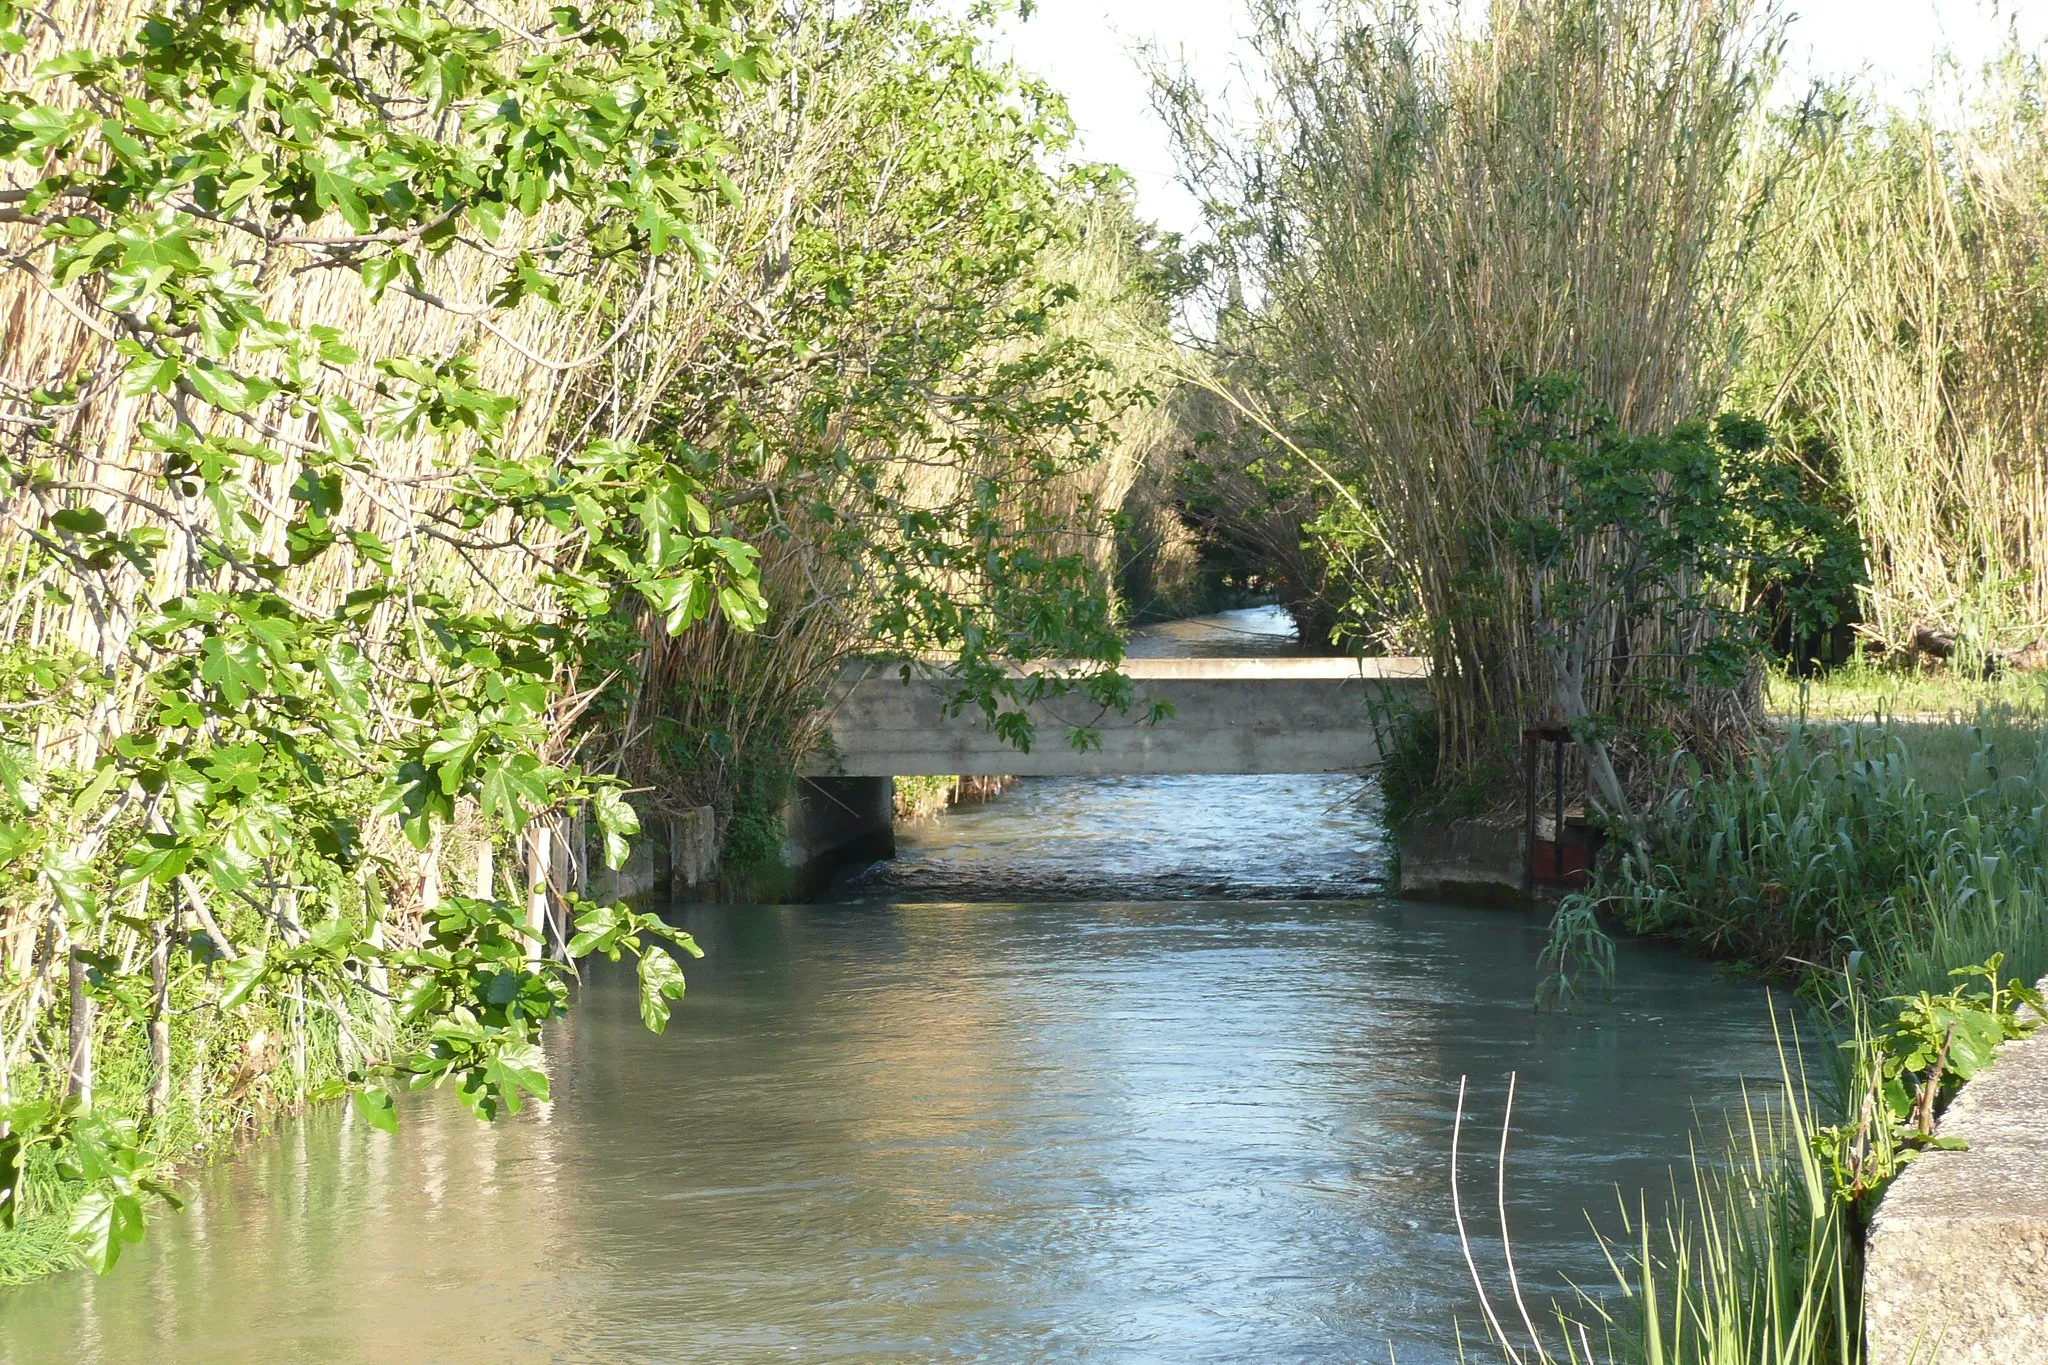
[787,657,1429,879]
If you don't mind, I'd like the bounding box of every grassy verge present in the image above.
[1766,661,2048,724]
[0,979,406,1284]
[1505,703,2048,1363]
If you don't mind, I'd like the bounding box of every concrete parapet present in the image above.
[813,656,1427,778]
[1865,977,2048,1363]
[1396,815,1527,906]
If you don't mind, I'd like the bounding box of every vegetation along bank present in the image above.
[4,0,2048,1359]
[1160,0,2048,1357]
[0,0,1203,1280]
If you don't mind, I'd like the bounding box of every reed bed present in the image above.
[1742,50,2048,662]
[1587,717,2048,987]
[1165,0,1787,784]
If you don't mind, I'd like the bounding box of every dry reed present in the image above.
[1166,0,1786,785]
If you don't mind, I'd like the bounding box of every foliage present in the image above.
[1493,378,1861,839]
[1811,956,2042,1208]
[1566,719,2048,985]
[1534,713,2048,1361]
[0,0,773,1271]
[1159,0,1786,788]
[615,8,1185,833]
[1738,48,2048,660]
[0,0,1179,1280]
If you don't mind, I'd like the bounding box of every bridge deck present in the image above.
[809,657,1429,777]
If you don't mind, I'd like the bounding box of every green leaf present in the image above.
[481,1040,549,1115]
[217,950,267,1010]
[49,507,106,535]
[9,105,84,153]
[40,846,95,922]
[399,974,445,1025]
[69,1189,145,1275]
[592,787,639,870]
[353,1085,399,1135]
[637,947,687,1034]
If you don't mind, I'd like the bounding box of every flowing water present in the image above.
[1,609,1786,1364]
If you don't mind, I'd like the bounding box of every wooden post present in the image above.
[1553,732,1567,880]
[475,839,494,901]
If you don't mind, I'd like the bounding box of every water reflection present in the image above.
[2,901,1780,1364]
[0,607,1784,1363]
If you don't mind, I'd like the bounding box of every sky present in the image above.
[968,0,2048,242]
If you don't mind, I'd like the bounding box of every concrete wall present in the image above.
[781,776,895,893]
[590,803,719,903]
[1865,977,2048,1363]
[811,657,1428,778]
[1396,816,1528,906]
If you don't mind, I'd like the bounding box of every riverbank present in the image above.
[0,606,1792,1360]
[1521,700,2048,1361]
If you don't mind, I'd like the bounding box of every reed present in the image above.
[1584,716,2048,987]
[1458,1029,1861,1365]
[1741,49,2048,661]
[1166,0,1788,787]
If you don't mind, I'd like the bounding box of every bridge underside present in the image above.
[807,657,1429,779]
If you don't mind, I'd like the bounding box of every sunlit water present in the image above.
[0,609,1785,1363]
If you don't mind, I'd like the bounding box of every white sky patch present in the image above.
[956,0,2048,242]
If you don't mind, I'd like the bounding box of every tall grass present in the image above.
[1163,0,1785,779]
[1588,715,2048,987]
[1459,1026,1860,1365]
[1742,49,2048,660]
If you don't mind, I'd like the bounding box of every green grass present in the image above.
[1462,1018,1859,1365]
[1583,714,2048,990]
[1516,699,2048,1364]
[0,984,399,1284]
[1766,660,2048,724]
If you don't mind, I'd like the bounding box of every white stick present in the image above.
[1452,1075,1524,1365]
[1497,1072,1545,1359]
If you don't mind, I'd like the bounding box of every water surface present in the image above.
[0,609,1784,1363]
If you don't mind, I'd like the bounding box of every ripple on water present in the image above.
[0,608,1789,1363]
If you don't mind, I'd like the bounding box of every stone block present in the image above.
[1395,815,1527,906]
[1865,978,2048,1363]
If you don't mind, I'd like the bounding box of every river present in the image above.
[1,609,1785,1363]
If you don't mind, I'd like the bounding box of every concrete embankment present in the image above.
[1396,815,1526,905]
[592,804,720,902]
[1865,977,2048,1362]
